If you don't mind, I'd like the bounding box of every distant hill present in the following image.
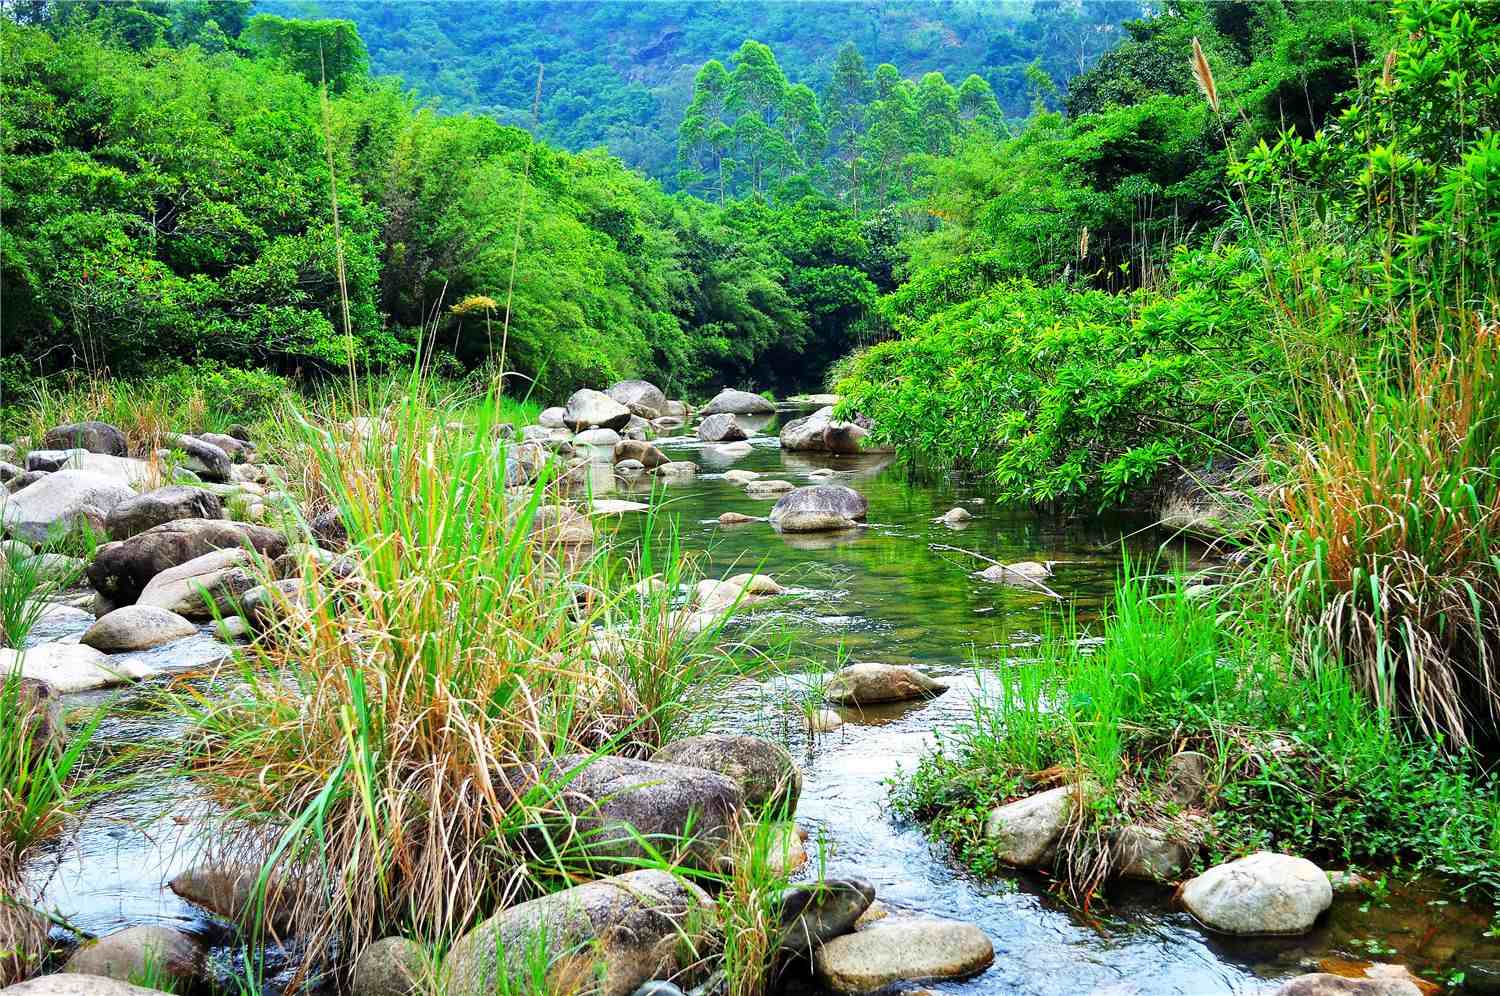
[263,0,1139,179]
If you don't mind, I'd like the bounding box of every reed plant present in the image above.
[171,377,758,978]
[0,670,104,985]
[1272,317,1500,745]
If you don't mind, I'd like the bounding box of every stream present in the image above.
[26,401,1500,995]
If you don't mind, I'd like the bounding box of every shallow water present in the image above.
[29,402,1499,994]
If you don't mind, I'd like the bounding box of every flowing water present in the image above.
[27,402,1500,995]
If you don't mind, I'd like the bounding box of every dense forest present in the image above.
[260,0,1137,180]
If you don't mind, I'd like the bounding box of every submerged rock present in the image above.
[745,479,795,498]
[443,869,714,996]
[978,561,1053,587]
[651,734,801,813]
[813,918,994,993]
[717,511,758,525]
[169,862,294,931]
[937,507,972,525]
[81,605,197,653]
[1180,852,1332,935]
[614,439,669,469]
[823,662,946,706]
[700,388,775,416]
[777,877,875,959]
[1273,971,1423,995]
[62,924,205,989]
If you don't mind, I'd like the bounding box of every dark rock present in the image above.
[651,734,801,813]
[613,439,669,469]
[162,433,232,482]
[1161,750,1212,807]
[309,509,348,551]
[443,869,714,996]
[106,485,224,540]
[768,485,869,533]
[43,421,128,456]
[777,878,875,959]
[530,754,742,873]
[87,518,286,604]
[26,449,78,473]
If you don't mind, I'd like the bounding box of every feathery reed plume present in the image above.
[1382,49,1397,88]
[1191,37,1219,115]
[1078,226,1089,260]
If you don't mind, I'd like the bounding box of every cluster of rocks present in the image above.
[24,732,991,996]
[0,420,345,694]
[521,381,699,489]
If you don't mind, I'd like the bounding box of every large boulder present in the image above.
[0,470,134,544]
[813,919,995,993]
[696,414,748,443]
[651,734,800,813]
[700,389,775,416]
[1114,823,1195,882]
[779,406,886,455]
[81,605,197,653]
[443,869,714,996]
[823,662,946,706]
[606,380,668,419]
[59,452,151,487]
[768,485,868,533]
[106,485,224,540]
[983,783,1095,868]
[613,440,669,470]
[563,389,632,432]
[532,754,742,873]
[88,519,284,604]
[136,547,265,619]
[42,421,128,456]
[1180,852,1332,935]
[62,924,205,989]
[162,434,232,482]
[777,878,875,959]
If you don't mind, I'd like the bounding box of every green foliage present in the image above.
[838,244,1287,508]
[892,565,1500,903]
[243,13,369,92]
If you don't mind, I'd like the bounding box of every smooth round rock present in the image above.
[813,919,994,993]
[351,936,425,996]
[81,605,197,653]
[62,924,205,988]
[1180,852,1332,935]
[824,661,947,706]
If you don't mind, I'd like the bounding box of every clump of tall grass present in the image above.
[0,550,62,650]
[0,670,104,985]
[1273,317,1500,745]
[893,558,1500,904]
[172,379,756,977]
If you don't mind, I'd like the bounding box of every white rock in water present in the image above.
[1180,852,1332,935]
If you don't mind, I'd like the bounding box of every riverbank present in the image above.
[4,375,1499,996]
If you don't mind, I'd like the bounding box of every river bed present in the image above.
[26,402,1499,995]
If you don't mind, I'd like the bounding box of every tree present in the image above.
[243,14,370,93]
